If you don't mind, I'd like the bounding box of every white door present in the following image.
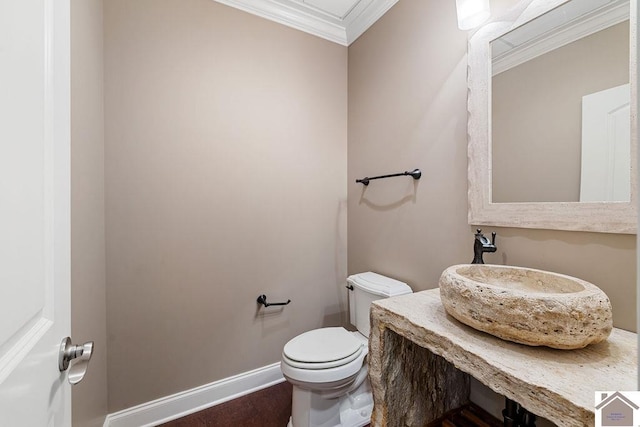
[0,0,72,426]
[580,83,631,202]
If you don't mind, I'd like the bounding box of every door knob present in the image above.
[58,337,94,385]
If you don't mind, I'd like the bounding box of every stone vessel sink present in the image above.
[439,264,613,349]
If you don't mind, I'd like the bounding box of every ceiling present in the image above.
[213,0,399,46]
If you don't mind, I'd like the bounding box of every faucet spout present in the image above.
[472,229,497,264]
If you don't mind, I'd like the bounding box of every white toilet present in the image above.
[280,272,412,427]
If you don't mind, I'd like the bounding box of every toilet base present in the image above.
[288,376,373,427]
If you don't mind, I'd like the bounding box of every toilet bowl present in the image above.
[280,272,412,427]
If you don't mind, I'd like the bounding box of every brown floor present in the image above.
[158,381,293,427]
[158,381,373,427]
[158,380,498,427]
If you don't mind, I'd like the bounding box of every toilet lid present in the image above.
[283,327,363,364]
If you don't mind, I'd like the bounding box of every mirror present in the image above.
[492,0,630,203]
[467,0,637,233]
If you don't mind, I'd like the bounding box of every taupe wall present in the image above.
[104,0,347,411]
[71,0,108,425]
[348,0,636,335]
[348,0,471,284]
[71,0,636,419]
[493,21,629,203]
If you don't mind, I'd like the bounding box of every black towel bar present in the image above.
[356,169,421,186]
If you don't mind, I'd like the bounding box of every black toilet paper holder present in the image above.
[257,294,291,307]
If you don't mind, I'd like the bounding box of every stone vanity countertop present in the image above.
[371,289,637,426]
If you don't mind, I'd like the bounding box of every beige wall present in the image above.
[104,0,347,411]
[71,0,636,419]
[493,21,630,203]
[348,0,474,291]
[347,0,636,335]
[71,0,108,425]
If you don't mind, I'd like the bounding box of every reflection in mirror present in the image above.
[490,0,630,203]
[466,0,637,233]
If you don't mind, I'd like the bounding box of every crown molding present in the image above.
[212,0,398,46]
[493,0,629,75]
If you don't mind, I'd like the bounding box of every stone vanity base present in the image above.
[379,328,470,425]
[369,289,637,427]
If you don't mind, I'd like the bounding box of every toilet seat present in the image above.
[283,348,362,370]
[281,349,367,386]
[283,327,363,369]
[281,328,368,385]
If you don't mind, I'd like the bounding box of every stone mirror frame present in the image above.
[467,0,638,234]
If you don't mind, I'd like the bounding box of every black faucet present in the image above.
[472,229,496,264]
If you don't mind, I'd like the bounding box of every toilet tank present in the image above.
[347,272,412,337]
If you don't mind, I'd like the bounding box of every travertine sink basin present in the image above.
[439,264,613,349]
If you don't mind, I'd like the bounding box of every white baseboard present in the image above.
[104,362,285,427]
